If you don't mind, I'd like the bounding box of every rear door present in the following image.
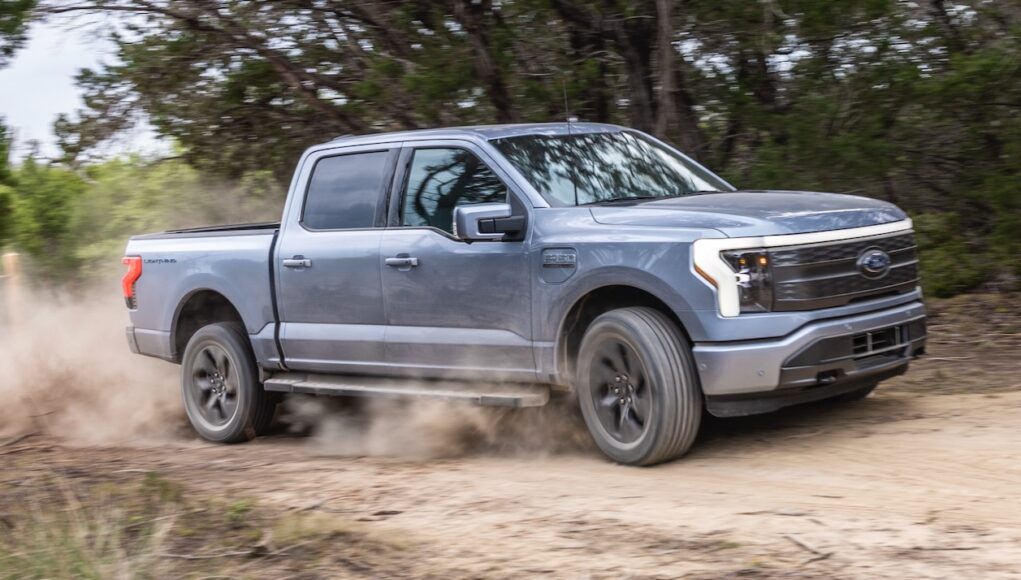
[380,141,535,380]
[275,145,399,373]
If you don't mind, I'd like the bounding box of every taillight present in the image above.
[122,256,143,309]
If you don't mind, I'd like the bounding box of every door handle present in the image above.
[385,256,419,268]
[282,257,312,268]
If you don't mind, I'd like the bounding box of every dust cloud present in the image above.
[281,395,591,459]
[0,286,184,443]
[0,279,589,457]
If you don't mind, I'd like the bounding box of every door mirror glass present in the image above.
[453,203,521,241]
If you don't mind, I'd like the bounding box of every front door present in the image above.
[381,144,535,380]
[276,146,397,373]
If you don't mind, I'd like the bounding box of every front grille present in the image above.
[853,326,899,355]
[769,232,919,311]
[778,318,926,389]
[784,318,926,369]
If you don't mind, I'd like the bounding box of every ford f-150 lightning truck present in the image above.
[123,123,926,465]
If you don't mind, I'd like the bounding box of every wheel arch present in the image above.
[555,284,692,385]
[171,288,247,363]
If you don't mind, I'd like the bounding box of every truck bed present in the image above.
[124,224,280,363]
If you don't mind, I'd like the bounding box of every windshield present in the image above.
[492,131,732,206]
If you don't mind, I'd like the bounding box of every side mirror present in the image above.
[453,203,524,241]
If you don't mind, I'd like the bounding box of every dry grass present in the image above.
[0,469,432,579]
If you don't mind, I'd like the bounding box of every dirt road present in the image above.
[3,294,1020,578]
[6,387,1019,578]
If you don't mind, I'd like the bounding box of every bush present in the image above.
[2,156,283,284]
[912,213,993,297]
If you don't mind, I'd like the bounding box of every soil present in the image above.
[2,293,1020,578]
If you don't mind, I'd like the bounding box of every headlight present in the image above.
[692,237,774,317]
[721,250,773,313]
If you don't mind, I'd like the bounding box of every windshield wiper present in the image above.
[580,190,724,206]
[580,195,661,206]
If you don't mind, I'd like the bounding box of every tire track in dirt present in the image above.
[10,388,1020,578]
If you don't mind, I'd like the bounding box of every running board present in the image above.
[263,373,549,408]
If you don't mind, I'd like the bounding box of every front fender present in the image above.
[547,265,697,337]
[533,242,715,381]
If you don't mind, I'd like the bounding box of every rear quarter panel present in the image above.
[124,231,276,361]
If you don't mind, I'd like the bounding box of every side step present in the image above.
[263,373,550,408]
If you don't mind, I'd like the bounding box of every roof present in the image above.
[313,122,626,151]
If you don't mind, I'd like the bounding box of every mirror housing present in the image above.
[453,203,523,241]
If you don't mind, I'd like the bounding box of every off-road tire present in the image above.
[575,307,702,466]
[181,322,276,443]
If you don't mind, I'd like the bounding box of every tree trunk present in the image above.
[455,0,517,123]
[654,0,676,137]
[674,60,706,160]
[610,12,656,132]
[553,0,612,122]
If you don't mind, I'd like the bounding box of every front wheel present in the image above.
[575,307,702,466]
[181,322,276,443]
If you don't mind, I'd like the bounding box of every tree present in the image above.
[0,0,35,67]
[34,0,1021,293]
[48,1,640,179]
[1,0,37,247]
[6,156,86,279]
[0,120,14,244]
[68,156,279,278]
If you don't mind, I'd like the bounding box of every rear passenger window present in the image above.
[402,148,507,234]
[303,151,390,230]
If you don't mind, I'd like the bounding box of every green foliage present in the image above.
[72,157,281,280]
[2,153,282,282]
[0,184,12,246]
[0,120,13,243]
[226,500,252,526]
[7,157,86,278]
[0,119,11,184]
[913,213,991,298]
[7,1,1021,294]
[0,0,35,67]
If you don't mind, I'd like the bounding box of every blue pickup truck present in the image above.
[123,123,926,465]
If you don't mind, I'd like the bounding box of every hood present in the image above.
[589,190,907,237]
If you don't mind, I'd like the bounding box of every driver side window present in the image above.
[401,148,507,234]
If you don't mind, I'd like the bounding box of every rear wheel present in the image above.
[181,322,276,443]
[575,307,702,466]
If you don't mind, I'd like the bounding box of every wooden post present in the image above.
[2,252,21,328]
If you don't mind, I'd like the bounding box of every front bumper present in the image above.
[692,301,926,412]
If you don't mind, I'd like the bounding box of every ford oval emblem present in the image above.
[857,248,891,279]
